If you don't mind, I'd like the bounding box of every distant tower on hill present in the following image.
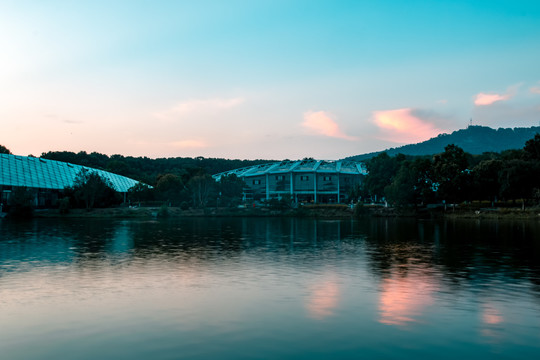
[468,118,473,128]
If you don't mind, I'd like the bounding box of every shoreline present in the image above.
[21,204,540,220]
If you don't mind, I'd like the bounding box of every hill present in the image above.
[346,125,540,161]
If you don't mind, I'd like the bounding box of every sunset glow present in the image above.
[1,1,539,159]
[373,108,444,144]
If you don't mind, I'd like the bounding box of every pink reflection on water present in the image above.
[306,278,340,320]
[378,273,436,326]
[480,302,505,341]
[482,303,503,325]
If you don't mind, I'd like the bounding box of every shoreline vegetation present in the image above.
[29,203,540,220]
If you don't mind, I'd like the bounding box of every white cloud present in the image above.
[154,97,245,120]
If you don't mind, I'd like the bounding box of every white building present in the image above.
[213,159,366,203]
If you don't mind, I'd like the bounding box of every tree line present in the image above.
[356,134,540,209]
[36,150,269,209]
[39,150,271,186]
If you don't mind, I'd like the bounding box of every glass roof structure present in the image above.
[213,160,367,181]
[0,154,140,192]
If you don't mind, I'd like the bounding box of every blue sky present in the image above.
[1,0,540,159]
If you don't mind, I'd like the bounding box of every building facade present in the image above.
[213,159,366,204]
[0,153,141,208]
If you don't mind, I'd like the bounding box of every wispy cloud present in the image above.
[154,97,245,120]
[373,108,444,144]
[530,86,540,94]
[302,111,356,140]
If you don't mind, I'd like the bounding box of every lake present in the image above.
[1,217,540,359]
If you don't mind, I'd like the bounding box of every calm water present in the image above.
[1,217,540,359]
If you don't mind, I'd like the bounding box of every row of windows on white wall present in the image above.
[253,175,336,185]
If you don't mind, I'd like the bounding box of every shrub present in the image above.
[180,201,189,210]
[157,204,169,218]
[8,187,34,219]
[58,197,70,214]
[353,202,370,217]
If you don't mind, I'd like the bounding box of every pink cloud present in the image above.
[373,108,443,144]
[530,86,540,94]
[302,111,356,140]
[474,92,512,106]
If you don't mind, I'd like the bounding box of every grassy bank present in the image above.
[26,204,540,220]
[32,204,355,219]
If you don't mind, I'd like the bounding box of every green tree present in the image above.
[498,159,540,209]
[0,144,12,154]
[385,161,416,207]
[218,174,245,207]
[128,182,154,204]
[432,144,469,204]
[385,158,436,207]
[472,159,503,204]
[71,169,119,209]
[363,152,404,201]
[524,134,540,160]
[155,173,184,205]
[106,159,131,177]
[188,174,216,208]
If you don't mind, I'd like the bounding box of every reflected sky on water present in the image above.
[1,217,540,359]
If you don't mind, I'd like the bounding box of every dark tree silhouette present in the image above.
[0,144,12,154]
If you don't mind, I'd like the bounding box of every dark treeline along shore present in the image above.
[1,133,540,219]
[356,133,540,215]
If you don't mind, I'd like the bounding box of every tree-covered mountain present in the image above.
[346,125,540,161]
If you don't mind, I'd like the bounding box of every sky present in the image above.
[1,0,540,160]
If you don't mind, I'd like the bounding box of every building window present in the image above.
[275,175,285,181]
[323,176,331,181]
[253,179,261,185]
[300,175,309,181]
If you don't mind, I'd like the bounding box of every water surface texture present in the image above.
[1,217,540,359]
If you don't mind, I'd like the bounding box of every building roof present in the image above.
[0,153,141,192]
[212,159,367,181]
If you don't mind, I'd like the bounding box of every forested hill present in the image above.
[347,125,540,161]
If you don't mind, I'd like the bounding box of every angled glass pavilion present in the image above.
[0,153,141,208]
[213,159,367,203]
